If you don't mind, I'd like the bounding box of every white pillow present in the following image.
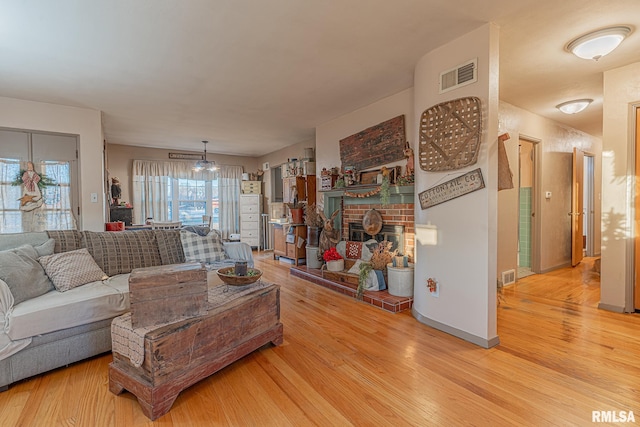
[38,248,108,292]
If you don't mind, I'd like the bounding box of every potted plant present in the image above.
[323,247,344,272]
[286,202,305,224]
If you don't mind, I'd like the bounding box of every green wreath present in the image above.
[11,169,56,189]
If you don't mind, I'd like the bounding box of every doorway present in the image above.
[271,165,283,203]
[518,138,536,278]
[583,153,595,257]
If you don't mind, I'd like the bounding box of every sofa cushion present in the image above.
[0,245,54,305]
[39,248,108,292]
[46,230,83,253]
[180,229,228,263]
[82,230,162,276]
[6,275,130,341]
[154,229,186,265]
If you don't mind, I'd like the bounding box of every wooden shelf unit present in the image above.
[272,223,307,266]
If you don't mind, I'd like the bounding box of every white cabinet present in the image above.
[240,194,263,249]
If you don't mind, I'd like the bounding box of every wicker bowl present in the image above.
[216,267,262,286]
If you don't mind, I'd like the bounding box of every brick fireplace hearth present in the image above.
[322,184,415,260]
[288,184,416,313]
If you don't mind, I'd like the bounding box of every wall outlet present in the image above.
[90,193,98,203]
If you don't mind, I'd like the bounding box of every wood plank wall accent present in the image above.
[339,115,406,172]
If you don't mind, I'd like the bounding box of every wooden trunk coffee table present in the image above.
[108,271,283,420]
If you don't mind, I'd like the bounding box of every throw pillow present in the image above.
[33,238,56,257]
[0,245,55,305]
[39,248,108,292]
[180,229,228,264]
[154,229,186,265]
[345,241,363,260]
[81,230,162,276]
[46,230,82,253]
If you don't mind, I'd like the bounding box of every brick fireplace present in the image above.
[342,203,414,259]
[321,185,415,260]
[289,184,415,313]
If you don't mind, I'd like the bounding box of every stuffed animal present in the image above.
[318,209,340,260]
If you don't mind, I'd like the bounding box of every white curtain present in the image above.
[218,165,243,239]
[132,160,205,225]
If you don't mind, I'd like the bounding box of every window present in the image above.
[0,130,79,233]
[0,158,23,233]
[168,178,219,228]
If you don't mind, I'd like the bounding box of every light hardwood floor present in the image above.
[1,254,638,426]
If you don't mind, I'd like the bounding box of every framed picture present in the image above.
[359,170,381,185]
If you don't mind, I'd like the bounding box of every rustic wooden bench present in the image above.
[108,271,283,420]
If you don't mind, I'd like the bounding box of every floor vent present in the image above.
[439,58,477,93]
[501,269,516,286]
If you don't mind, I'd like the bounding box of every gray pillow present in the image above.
[0,245,54,305]
[33,238,56,257]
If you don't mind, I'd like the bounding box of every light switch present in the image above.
[91,193,98,203]
[545,191,552,199]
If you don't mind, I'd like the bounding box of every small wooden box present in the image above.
[129,263,207,329]
[242,180,262,194]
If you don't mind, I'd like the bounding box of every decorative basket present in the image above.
[419,97,482,171]
[326,259,344,272]
[216,267,262,286]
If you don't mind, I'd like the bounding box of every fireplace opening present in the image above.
[348,223,405,255]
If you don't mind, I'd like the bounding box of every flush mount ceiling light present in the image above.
[556,99,593,114]
[193,140,218,172]
[566,26,631,61]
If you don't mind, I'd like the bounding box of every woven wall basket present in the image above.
[419,97,482,171]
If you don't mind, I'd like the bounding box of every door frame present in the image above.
[632,104,640,311]
[583,152,595,257]
[519,135,542,273]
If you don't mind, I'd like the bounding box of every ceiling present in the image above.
[1,1,639,157]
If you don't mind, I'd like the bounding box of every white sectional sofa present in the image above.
[0,228,253,391]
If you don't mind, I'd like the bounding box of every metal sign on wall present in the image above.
[418,168,485,209]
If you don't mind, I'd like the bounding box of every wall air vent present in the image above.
[501,269,516,286]
[439,58,478,94]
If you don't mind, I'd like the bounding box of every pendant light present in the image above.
[193,141,218,172]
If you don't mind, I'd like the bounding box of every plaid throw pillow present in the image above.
[180,230,228,263]
[39,248,107,292]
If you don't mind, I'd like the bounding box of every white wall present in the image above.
[315,88,414,210]
[412,23,500,347]
[0,97,105,231]
[497,102,602,277]
[601,61,640,312]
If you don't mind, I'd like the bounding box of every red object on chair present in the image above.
[105,222,125,231]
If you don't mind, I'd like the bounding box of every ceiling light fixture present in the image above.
[566,26,631,61]
[556,99,593,114]
[193,140,218,172]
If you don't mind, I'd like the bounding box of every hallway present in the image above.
[504,257,601,308]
